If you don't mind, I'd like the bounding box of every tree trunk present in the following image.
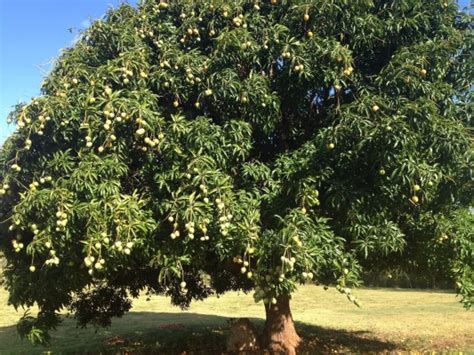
[262,295,301,354]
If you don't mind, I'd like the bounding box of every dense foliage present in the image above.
[0,0,472,344]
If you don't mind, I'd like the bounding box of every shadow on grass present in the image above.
[295,321,399,354]
[0,312,399,354]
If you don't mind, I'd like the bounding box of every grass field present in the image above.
[0,285,473,354]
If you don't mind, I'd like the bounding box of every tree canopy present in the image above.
[0,0,472,350]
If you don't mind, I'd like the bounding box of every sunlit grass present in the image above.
[0,285,473,353]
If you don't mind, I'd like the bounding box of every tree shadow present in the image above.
[0,312,400,354]
[295,321,398,354]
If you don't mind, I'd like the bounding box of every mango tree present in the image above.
[0,0,472,353]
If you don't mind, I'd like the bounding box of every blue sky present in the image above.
[0,0,138,143]
[0,0,471,144]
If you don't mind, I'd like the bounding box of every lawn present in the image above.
[0,285,473,354]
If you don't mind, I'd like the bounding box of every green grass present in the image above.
[0,285,473,354]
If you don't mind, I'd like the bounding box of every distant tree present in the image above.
[0,0,472,352]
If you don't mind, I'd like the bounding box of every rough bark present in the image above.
[262,295,301,354]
